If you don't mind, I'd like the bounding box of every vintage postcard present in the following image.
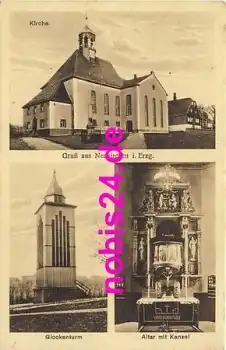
[0,1,225,350]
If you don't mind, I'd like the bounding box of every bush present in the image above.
[10,124,33,138]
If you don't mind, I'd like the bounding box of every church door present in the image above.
[126,120,133,133]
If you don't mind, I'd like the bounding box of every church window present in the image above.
[27,108,30,115]
[52,219,56,267]
[104,94,109,115]
[160,100,164,128]
[63,216,67,267]
[126,94,132,116]
[116,121,120,127]
[40,104,44,112]
[104,120,109,127]
[59,211,63,267]
[84,36,88,48]
[37,218,43,269]
[115,96,120,116]
[40,119,45,128]
[60,119,67,128]
[91,90,97,114]
[152,98,157,127]
[66,221,71,267]
[33,106,37,114]
[144,95,149,127]
[55,215,59,267]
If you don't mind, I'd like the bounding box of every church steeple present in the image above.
[78,15,96,61]
[44,170,66,204]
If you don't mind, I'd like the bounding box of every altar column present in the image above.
[146,216,156,297]
[180,216,189,274]
[197,218,202,275]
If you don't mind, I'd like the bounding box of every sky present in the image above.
[10,10,216,125]
[10,162,113,279]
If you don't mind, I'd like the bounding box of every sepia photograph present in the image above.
[114,163,216,332]
[9,10,216,150]
[9,162,110,332]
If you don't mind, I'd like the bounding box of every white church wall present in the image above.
[72,78,122,129]
[138,75,168,133]
[120,86,138,131]
[49,101,72,129]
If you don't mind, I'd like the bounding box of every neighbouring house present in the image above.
[22,22,169,136]
[168,93,203,131]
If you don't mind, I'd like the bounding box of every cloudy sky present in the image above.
[10,162,113,278]
[10,10,216,125]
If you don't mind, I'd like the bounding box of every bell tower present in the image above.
[34,170,78,303]
[78,15,96,61]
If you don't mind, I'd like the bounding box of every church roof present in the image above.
[45,170,65,199]
[23,81,72,108]
[22,50,151,108]
[168,98,194,117]
[79,24,95,35]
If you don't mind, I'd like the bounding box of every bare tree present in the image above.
[197,104,215,130]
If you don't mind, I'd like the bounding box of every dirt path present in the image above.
[22,137,72,150]
[121,133,147,149]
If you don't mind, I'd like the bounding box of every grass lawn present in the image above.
[10,299,107,314]
[10,311,107,332]
[10,137,36,150]
[144,130,215,149]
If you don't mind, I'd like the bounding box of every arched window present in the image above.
[126,94,132,116]
[152,98,156,127]
[115,96,120,116]
[91,90,97,114]
[104,94,109,115]
[37,217,43,269]
[160,100,164,128]
[84,36,88,48]
[145,95,149,127]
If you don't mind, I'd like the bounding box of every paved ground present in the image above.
[21,137,72,150]
[121,133,147,149]
[11,307,107,317]
[115,321,215,332]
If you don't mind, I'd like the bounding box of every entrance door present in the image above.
[126,120,133,133]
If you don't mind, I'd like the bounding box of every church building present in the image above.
[22,21,169,135]
[34,170,89,303]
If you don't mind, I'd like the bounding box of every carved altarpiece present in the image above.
[131,165,202,298]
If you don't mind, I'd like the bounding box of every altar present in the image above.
[131,165,202,331]
[137,297,199,331]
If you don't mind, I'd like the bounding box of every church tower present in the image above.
[34,170,77,303]
[78,16,96,61]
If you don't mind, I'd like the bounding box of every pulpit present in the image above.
[131,165,202,331]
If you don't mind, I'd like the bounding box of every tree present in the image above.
[197,104,215,130]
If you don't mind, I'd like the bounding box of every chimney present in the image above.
[173,92,177,101]
[134,74,137,80]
